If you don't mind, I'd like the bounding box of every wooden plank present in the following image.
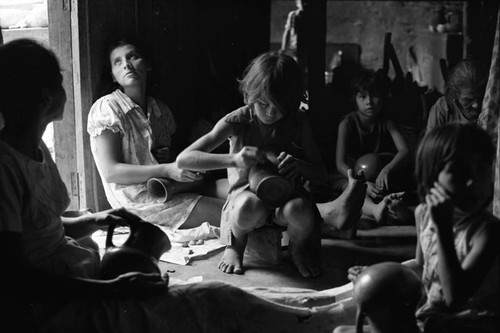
[48,0,79,210]
[72,0,140,211]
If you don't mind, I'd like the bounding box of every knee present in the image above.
[283,198,314,229]
[232,193,267,230]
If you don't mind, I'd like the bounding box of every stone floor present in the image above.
[159,225,417,291]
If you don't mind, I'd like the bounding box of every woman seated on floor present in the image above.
[87,37,227,231]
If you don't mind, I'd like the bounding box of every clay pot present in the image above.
[100,217,171,279]
[354,153,394,182]
[147,177,204,202]
[248,159,292,208]
[354,262,422,333]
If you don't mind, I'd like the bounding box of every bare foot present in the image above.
[289,242,322,278]
[372,199,389,224]
[384,192,414,225]
[318,169,366,231]
[218,246,244,274]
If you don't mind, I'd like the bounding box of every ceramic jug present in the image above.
[147,177,204,202]
[248,158,292,208]
[100,217,171,279]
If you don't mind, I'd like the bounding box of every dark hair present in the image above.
[445,59,488,99]
[97,36,154,97]
[415,123,494,201]
[350,68,390,100]
[239,50,304,117]
[0,38,61,128]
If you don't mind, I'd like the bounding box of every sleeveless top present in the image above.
[342,111,396,162]
[224,105,308,195]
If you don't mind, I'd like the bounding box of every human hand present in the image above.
[366,181,385,201]
[277,151,299,181]
[152,147,170,164]
[375,168,390,191]
[90,207,138,229]
[426,181,454,230]
[233,146,267,169]
[347,265,368,282]
[166,163,204,182]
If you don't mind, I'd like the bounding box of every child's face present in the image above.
[253,99,284,125]
[437,152,492,212]
[456,86,482,122]
[355,90,382,118]
[110,44,149,89]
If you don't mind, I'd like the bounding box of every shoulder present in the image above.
[471,211,500,238]
[428,96,449,118]
[339,112,356,129]
[224,106,253,125]
[89,90,130,115]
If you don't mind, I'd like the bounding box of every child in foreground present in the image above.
[348,123,499,332]
[177,51,328,277]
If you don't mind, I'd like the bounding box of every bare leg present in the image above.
[180,196,225,229]
[219,233,248,275]
[278,198,322,278]
[317,169,366,237]
[218,192,267,275]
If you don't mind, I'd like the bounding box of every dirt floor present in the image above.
[159,225,417,291]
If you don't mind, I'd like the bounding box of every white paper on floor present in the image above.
[92,222,224,265]
[160,238,225,265]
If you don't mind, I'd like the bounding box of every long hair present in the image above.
[415,123,494,201]
[0,38,61,129]
[238,50,304,117]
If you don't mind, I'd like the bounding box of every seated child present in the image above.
[333,68,410,225]
[426,58,487,132]
[177,51,328,277]
[348,123,500,333]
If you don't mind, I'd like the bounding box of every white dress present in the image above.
[87,89,201,230]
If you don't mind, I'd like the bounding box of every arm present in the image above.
[436,216,498,308]
[427,183,499,308]
[61,207,137,240]
[177,117,266,171]
[93,130,201,184]
[0,231,167,303]
[403,204,424,278]
[335,118,351,178]
[375,120,409,190]
[281,11,293,50]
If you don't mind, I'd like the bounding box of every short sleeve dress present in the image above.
[87,89,202,230]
